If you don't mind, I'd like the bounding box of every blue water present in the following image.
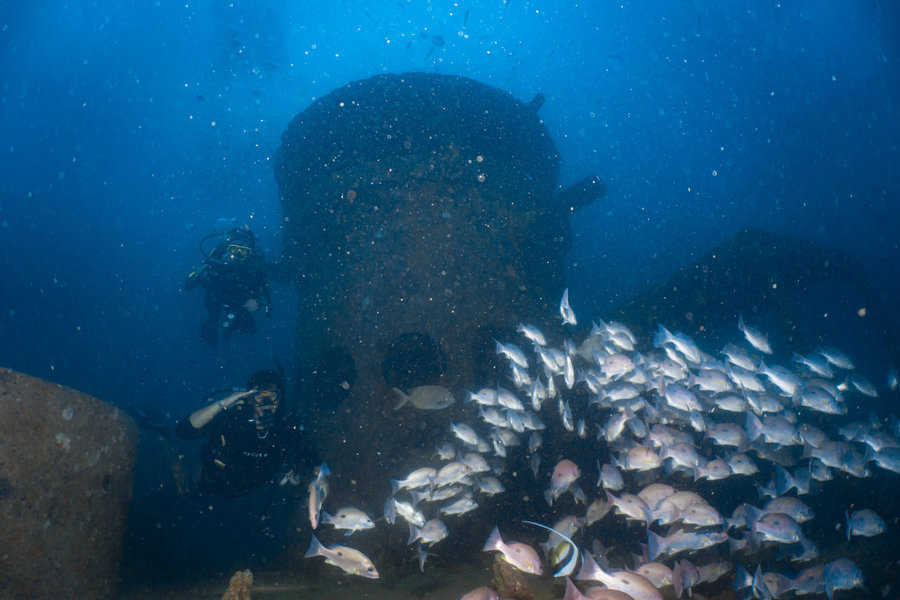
[2,1,899,595]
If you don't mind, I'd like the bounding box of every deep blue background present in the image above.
[1,0,898,579]
[2,1,898,411]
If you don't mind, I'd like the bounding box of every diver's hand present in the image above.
[219,389,256,410]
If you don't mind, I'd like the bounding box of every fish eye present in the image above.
[337,551,343,556]
[367,566,374,572]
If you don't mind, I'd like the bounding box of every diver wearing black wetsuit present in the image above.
[186,225,271,347]
[175,370,313,497]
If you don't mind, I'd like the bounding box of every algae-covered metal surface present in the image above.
[0,368,137,599]
[274,73,603,506]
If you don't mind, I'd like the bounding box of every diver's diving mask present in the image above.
[247,389,279,437]
[224,243,252,262]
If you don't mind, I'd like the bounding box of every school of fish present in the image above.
[299,288,896,600]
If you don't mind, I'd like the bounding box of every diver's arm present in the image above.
[185,262,211,290]
[187,390,255,429]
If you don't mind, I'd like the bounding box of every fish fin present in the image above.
[673,559,684,598]
[845,510,851,541]
[825,580,834,600]
[482,525,503,553]
[563,578,584,600]
[775,465,794,496]
[321,510,333,525]
[734,564,751,590]
[794,465,811,494]
[693,464,704,482]
[544,490,554,506]
[407,523,420,546]
[647,529,665,561]
[575,550,602,581]
[318,462,331,477]
[571,483,587,505]
[392,387,409,410]
[746,504,763,525]
[384,498,397,525]
[862,445,875,464]
[390,479,400,496]
[652,324,671,348]
[304,533,325,558]
[745,411,763,443]
[663,459,676,476]
[417,542,430,572]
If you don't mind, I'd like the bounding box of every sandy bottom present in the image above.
[116,563,561,600]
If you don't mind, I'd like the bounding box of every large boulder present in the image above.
[0,368,137,598]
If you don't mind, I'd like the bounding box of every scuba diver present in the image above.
[175,369,315,497]
[186,224,271,347]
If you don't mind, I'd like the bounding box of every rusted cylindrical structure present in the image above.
[274,73,599,494]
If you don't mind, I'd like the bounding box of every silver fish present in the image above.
[606,490,650,523]
[408,518,449,546]
[496,386,525,411]
[662,383,703,413]
[389,497,426,527]
[305,534,379,579]
[496,340,529,369]
[434,461,474,487]
[598,462,625,491]
[721,343,757,371]
[616,444,662,471]
[654,325,702,364]
[321,507,376,535]
[307,462,331,529]
[585,497,612,525]
[637,483,676,510]
[435,441,456,460]
[576,551,662,600]
[845,508,885,539]
[817,347,855,370]
[451,421,483,447]
[738,315,772,354]
[758,362,801,396]
[482,525,543,574]
[390,467,437,494]
[647,528,727,560]
[476,475,505,496]
[517,322,547,346]
[440,493,478,516]
[560,288,577,326]
[823,558,864,599]
[559,397,575,432]
[792,352,834,378]
[393,385,455,410]
[751,512,803,544]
